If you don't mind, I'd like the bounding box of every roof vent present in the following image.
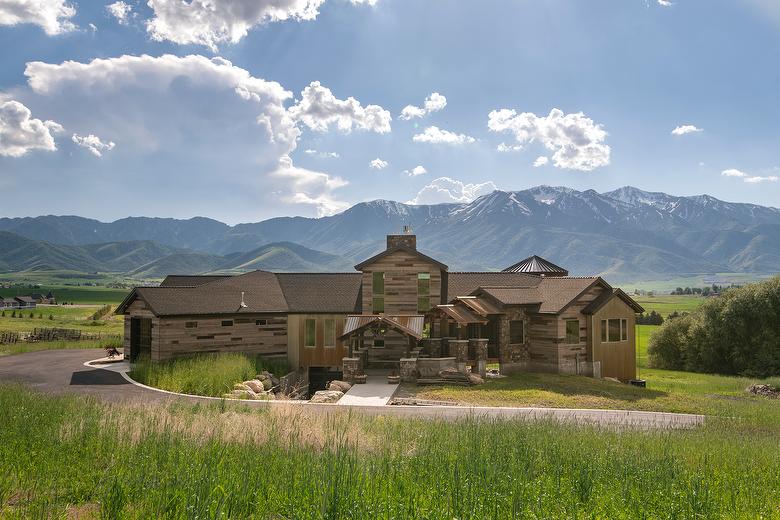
[240,291,247,308]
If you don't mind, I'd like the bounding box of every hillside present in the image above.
[2,186,780,278]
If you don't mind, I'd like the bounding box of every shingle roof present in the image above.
[535,277,602,313]
[581,288,644,314]
[276,273,362,313]
[447,272,541,300]
[159,275,231,287]
[502,255,569,276]
[477,287,543,306]
[14,296,36,303]
[354,245,448,271]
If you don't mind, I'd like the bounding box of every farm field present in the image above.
[633,294,705,315]
[0,286,130,305]
[0,305,123,335]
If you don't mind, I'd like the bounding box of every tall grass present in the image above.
[0,337,121,356]
[1,384,779,518]
[129,353,291,397]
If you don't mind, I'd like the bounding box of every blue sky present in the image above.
[1,0,779,224]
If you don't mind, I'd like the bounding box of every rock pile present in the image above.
[746,384,780,399]
[222,371,280,400]
[417,368,485,386]
[310,390,344,403]
[328,380,352,392]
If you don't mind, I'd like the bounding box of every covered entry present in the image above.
[129,317,152,362]
[339,315,424,368]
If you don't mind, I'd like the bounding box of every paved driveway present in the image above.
[0,349,706,429]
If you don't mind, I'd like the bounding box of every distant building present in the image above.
[14,296,37,309]
[0,297,18,309]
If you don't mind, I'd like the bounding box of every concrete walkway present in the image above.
[338,378,399,406]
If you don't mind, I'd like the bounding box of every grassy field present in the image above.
[0,305,123,335]
[1,384,779,519]
[0,338,122,357]
[616,273,774,293]
[633,294,705,315]
[0,286,130,305]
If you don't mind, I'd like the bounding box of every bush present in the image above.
[649,276,780,377]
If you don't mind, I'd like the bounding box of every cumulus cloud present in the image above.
[0,0,75,35]
[721,168,778,184]
[289,81,391,134]
[399,92,447,120]
[672,124,702,136]
[412,125,475,145]
[272,155,349,216]
[0,100,62,157]
[407,176,497,205]
[71,133,115,157]
[497,142,522,152]
[533,156,549,167]
[146,0,325,50]
[369,158,388,169]
[106,1,133,25]
[304,149,339,158]
[403,165,427,176]
[488,107,610,171]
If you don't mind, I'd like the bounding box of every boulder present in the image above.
[328,380,352,392]
[310,390,344,403]
[747,384,780,399]
[467,373,485,385]
[244,380,264,394]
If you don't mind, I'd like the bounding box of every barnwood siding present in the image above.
[151,314,287,361]
[591,296,637,381]
[557,284,606,374]
[288,314,347,369]
[526,313,560,372]
[123,299,159,360]
[360,250,443,315]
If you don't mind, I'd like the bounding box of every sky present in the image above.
[1,0,779,224]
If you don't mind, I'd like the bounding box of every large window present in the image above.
[372,272,385,313]
[417,272,431,312]
[324,319,335,348]
[601,319,628,342]
[565,320,580,344]
[509,320,524,344]
[304,319,316,348]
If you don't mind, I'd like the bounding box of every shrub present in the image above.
[649,276,780,377]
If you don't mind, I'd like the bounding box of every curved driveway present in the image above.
[0,349,706,429]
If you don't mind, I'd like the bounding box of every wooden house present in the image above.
[116,232,643,381]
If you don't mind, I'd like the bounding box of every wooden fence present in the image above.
[0,328,122,344]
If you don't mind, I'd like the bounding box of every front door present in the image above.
[129,317,152,362]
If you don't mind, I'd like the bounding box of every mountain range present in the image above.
[1,186,779,280]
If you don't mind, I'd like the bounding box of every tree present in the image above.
[11,310,16,318]
[49,314,54,320]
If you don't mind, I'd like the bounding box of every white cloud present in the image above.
[497,142,522,152]
[721,168,778,184]
[288,81,391,134]
[672,124,702,136]
[88,22,97,32]
[304,148,339,158]
[146,0,325,50]
[272,155,348,216]
[403,165,427,176]
[0,100,62,157]
[533,156,549,167]
[399,92,447,120]
[412,125,475,145]
[407,176,497,205]
[369,158,388,169]
[658,0,673,6]
[71,133,115,157]
[488,107,610,171]
[0,0,75,35]
[106,1,133,25]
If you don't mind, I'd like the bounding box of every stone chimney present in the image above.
[387,225,416,250]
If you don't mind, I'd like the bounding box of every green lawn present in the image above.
[634,294,705,315]
[1,384,779,518]
[0,286,129,305]
[0,305,123,335]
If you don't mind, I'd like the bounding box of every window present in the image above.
[608,319,621,342]
[417,272,430,312]
[304,319,316,348]
[324,319,335,348]
[509,320,524,344]
[565,320,580,344]
[372,272,385,314]
[185,321,198,328]
[601,320,607,342]
[621,319,628,341]
[374,325,386,348]
[221,320,233,327]
[255,319,267,326]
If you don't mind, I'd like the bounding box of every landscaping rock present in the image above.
[244,380,264,394]
[310,390,343,403]
[328,380,352,392]
[467,373,485,385]
[747,384,780,399]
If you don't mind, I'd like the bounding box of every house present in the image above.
[13,296,36,309]
[116,232,643,382]
[0,297,18,309]
[30,291,56,304]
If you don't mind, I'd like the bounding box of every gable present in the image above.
[354,245,448,272]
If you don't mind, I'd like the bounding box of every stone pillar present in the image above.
[342,357,364,384]
[399,358,418,383]
[470,338,489,377]
[449,339,469,373]
[441,337,454,357]
[422,338,442,357]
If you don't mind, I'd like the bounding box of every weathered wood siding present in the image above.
[591,296,637,381]
[288,314,348,369]
[123,299,159,360]
[360,250,443,315]
[557,285,606,374]
[526,313,560,372]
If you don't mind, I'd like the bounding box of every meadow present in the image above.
[1,384,779,519]
[0,304,124,337]
[0,286,130,305]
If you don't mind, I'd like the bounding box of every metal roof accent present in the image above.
[434,303,489,325]
[502,255,569,276]
[339,314,425,340]
[454,296,504,316]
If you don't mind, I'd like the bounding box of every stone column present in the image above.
[441,337,454,357]
[449,339,469,373]
[422,338,442,357]
[399,358,418,383]
[470,338,489,377]
[342,357,364,384]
